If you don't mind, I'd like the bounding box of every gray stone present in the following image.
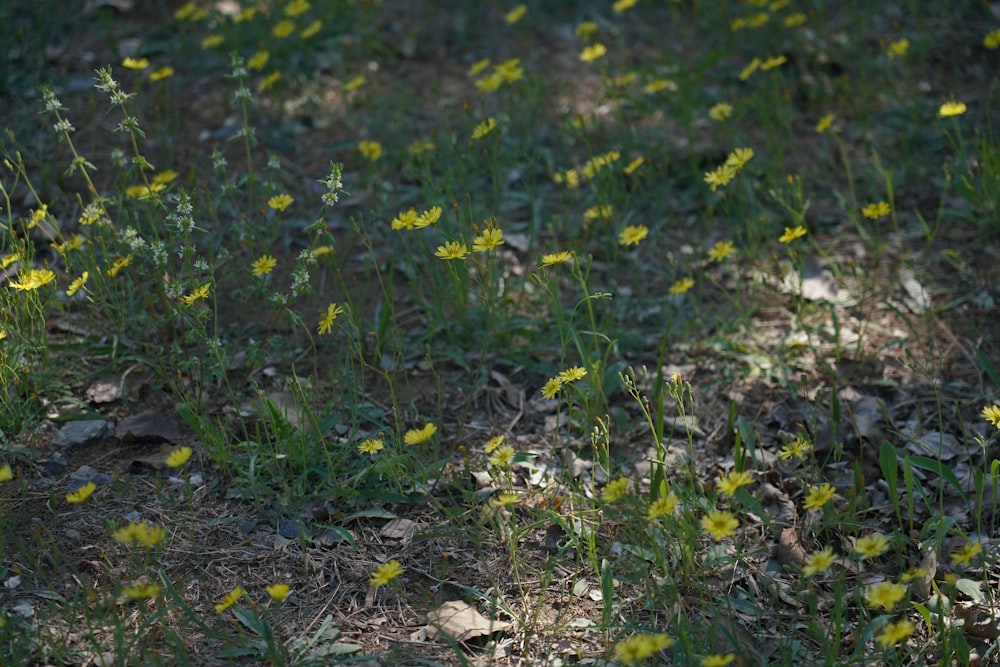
[51,420,113,449]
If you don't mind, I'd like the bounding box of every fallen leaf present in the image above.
[426,600,511,643]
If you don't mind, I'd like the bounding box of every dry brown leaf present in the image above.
[777,527,806,569]
[426,600,511,643]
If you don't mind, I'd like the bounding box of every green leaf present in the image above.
[908,455,968,502]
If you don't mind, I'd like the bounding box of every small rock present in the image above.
[116,411,183,442]
[85,379,121,404]
[51,420,113,449]
[44,453,68,476]
[277,518,300,539]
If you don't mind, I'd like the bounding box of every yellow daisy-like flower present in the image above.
[9,268,56,291]
[717,470,754,497]
[473,228,505,252]
[272,20,296,38]
[107,254,134,278]
[0,464,12,482]
[66,272,89,296]
[66,481,97,503]
[414,206,442,229]
[709,102,733,122]
[484,435,506,454]
[266,583,291,601]
[180,283,211,306]
[583,204,613,222]
[358,140,383,161]
[613,0,636,12]
[761,54,787,70]
[802,546,836,576]
[408,138,435,155]
[865,581,906,611]
[248,50,270,71]
[124,583,161,600]
[122,57,149,70]
[488,444,515,467]
[284,0,310,17]
[739,57,762,81]
[150,67,174,82]
[268,194,294,212]
[778,435,811,461]
[300,20,322,39]
[981,405,1000,428]
[435,241,468,261]
[540,377,563,399]
[854,532,890,559]
[900,566,928,583]
[1,253,20,270]
[468,58,492,77]
[669,278,694,295]
[704,164,736,192]
[779,226,807,243]
[986,29,1000,50]
[643,78,676,95]
[166,446,192,468]
[541,251,574,266]
[504,4,526,24]
[258,71,282,92]
[887,38,909,58]
[214,587,245,613]
[861,201,891,219]
[816,114,834,133]
[575,21,598,40]
[939,101,967,117]
[113,521,166,547]
[344,75,365,91]
[579,43,607,63]
[369,560,404,588]
[614,633,673,664]
[647,491,679,520]
[202,34,224,49]
[152,170,177,185]
[618,225,649,246]
[623,156,644,175]
[318,303,345,335]
[557,366,587,383]
[803,483,836,510]
[702,653,735,667]
[725,147,754,170]
[471,118,497,140]
[876,619,914,648]
[708,240,736,262]
[602,477,629,503]
[784,12,806,27]
[404,423,437,445]
[951,541,982,567]
[702,510,739,541]
[358,438,384,455]
[491,492,521,506]
[391,209,419,230]
[251,254,277,276]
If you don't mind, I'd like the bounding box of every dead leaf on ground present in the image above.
[776,527,806,569]
[426,600,511,643]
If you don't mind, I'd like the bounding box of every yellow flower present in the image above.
[900,566,928,583]
[235,6,257,21]
[214,587,245,613]
[702,510,739,541]
[9,268,56,291]
[647,491,679,520]
[717,470,754,497]
[259,71,282,91]
[557,366,587,383]
[643,78,677,94]
[709,103,733,122]
[778,435,811,460]
[579,43,607,63]
[268,194,294,211]
[392,209,419,230]
[318,303,344,335]
[669,278,694,295]
[602,477,629,503]
[284,0,310,17]
[180,283,211,306]
[803,483,836,510]
[708,240,736,262]
[122,57,149,70]
[939,101,967,117]
[404,423,437,445]
[702,654,735,667]
[0,464,12,482]
[854,532,890,559]
[951,541,982,567]
[414,206,443,229]
[802,546,836,576]
[704,164,736,191]
[613,0,636,13]
[273,20,296,38]
[583,204,613,221]
[166,446,192,468]
[174,2,198,20]
[981,405,1000,428]
[614,633,673,664]
[540,377,563,399]
[761,54,787,70]
[301,19,321,38]
[66,482,97,503]
[248,50,270,71]
[124,583,161,600]
[495,58,523,83]
[66,271,91,296]
[251,254,277,276]
[266,583,291,601]
[358,438,384,455]
[434,241,468,260]
[618,225,649,246]
[1,253,20,270]
[887,38,909,58]
[344,75,365,91]
[876,619,914,648]
[492,492,521,506]
[484,435,506,454]
[985,29,1000,50]
[623,156,644,175]
[779,226,807,243]
[468,58,492,76]
[201,35,224,49]
[471,118,497,140]
[816,114,834,133]
[725,147,754,170]
[488,445,515,467]
[861,201,891,219]
[370,560,404,588]
[149,67,174,81]
[866,581,906,611]
[358,140,383,160]
[783,12,806,27]
[473,227,505,252]
[541,251,574,266]
[575,21,598,40]
[739,57,762,81]
[113,521,164,546]
[504,4,526,24]
[409,138,435,155]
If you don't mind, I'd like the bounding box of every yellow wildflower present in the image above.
[779,226,807,243]
[9,268,56,291]
[876,619,914,648]
[180,283,210,306]
[579,43,607,63]
[504,4,526,24]
[471,118,497,140]
[717,470,754,497]
[122,57,149,70]
[602,477,629,503]
[618,225,649,246]
[939,101,967,117]
[862,201,891,219]
[669,278,694,295]
[614,633,673,664]
[358,140,383,160]
[983,405,1000,428]
[370,560,404,588]
[866,581,906,611]
[266,583,291,601]
[473,227,505,252]
[273,20,296,38]
[702,510,739,541]
[802,546,836,576]
[541,251,573,266]
[268,194,294,212]
[854,532,890,559]
[404,423,437,445]
[803,483,836,510]
[214,587,245,613]
[66,482,97,503]
[166,446,192,468]
[251,255,277,276]
[358,438,384,455]
[434,241,469,260]
[318,303,345,334]
[708,240,736,262]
